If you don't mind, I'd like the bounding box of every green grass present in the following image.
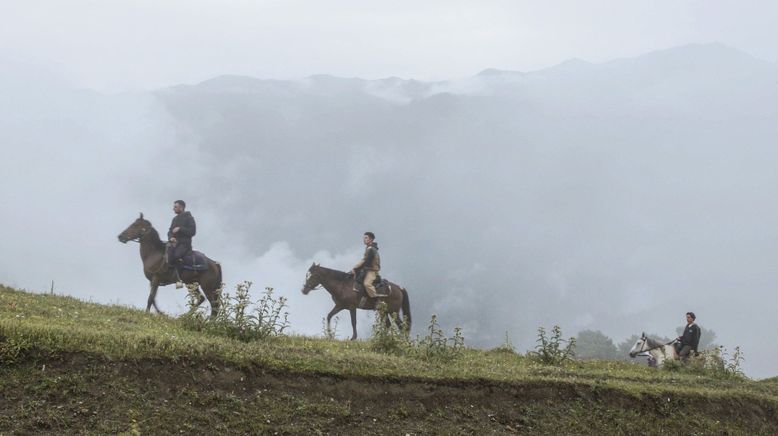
[1,284,774,395]
[2,284,777,434]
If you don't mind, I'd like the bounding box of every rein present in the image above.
[305,268,353,294]
[303,272,323,292]
[638,338,677,355]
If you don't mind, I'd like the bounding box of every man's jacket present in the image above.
[679,323,701,351]
[168,211,196,245]
[353,242,380,271]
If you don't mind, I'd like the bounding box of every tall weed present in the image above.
[370,302,464,362]
[369,302,409,355]
[181,281,289,342]
[321,315,340,340]
[529,325,576,365]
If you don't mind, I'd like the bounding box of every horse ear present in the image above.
[641,332,646,338]
[139,212,144,219]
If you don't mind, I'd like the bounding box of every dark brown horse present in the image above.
[301,263,411,340]
[117,213,222,317]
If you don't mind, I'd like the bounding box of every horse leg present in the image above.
[349,308,357,341]
[147,279,162,314]
[654,350,665,367]
[202,283,221,319]
[326,305,343,334]
[188,285,206,313]
[201,263,223,319]
[388,309,401,330]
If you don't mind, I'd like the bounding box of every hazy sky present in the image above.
[2,1,778,91]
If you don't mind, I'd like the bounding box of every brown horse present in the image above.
[117,213,222,317]
[301,263,411,340]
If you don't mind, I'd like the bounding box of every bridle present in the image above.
[124,226,148,244]
[302,271,323,292]
[635,337,677,356]
[121,224,172,275]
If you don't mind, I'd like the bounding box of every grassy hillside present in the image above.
[1,285,777,435]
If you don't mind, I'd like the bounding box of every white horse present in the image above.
[629,333,678,367]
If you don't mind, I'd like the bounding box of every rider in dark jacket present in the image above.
[675,312,701,360]
[167,200,196,266]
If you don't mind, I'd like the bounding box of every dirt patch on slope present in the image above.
[1,352,776,434]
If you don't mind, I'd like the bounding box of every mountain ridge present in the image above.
[177,42,773,95]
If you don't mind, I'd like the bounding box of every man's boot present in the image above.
[174,268,184,289]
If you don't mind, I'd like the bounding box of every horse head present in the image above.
[301,262,322,294]
[628,333,649,358]
[117,212,151,243]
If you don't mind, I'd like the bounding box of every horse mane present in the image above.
[645,337,663,348]
[315,265,352,281]
[143,222,166,250]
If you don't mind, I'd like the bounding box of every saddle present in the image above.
[173,250,210,272]
[353,271,391,298]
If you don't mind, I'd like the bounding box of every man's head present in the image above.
[363,231,375,246]
[173,200,186,214]
[686,312,696,324]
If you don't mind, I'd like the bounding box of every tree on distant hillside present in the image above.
[575,330,618,360]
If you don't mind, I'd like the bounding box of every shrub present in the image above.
[529,325,576,365]
[0,333,32,365]
[727,346,746,377]
[181,281,289,342]
[321,315,340,340]
[369,303,464,362]
[664,345,746,379]
[407,314,465,362]
[369,302,409,355]
[489,331,517,354]
[178,282,208,331]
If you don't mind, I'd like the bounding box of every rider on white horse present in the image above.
[674,311,701,361]
[629,311,702,366]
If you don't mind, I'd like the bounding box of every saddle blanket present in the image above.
[176,251,210,272]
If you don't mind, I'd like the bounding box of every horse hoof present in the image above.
[350,336,357,341]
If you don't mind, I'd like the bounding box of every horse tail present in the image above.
[215,262,223,290]
[400,287,411,332]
